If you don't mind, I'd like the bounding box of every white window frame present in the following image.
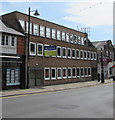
[80,67,84,77]
[29,42,36,56]
[66,33,70,42]
[76,49,80,59]
[88,67,91,77]
[46,27,51,38]
[94,52,97,60]
[84,67,88,77]
[57,30,61,40]
[57,67,62,79]
[62,31,65,41]
[67,48,71,59]
[67,67,72,78]
[72,49,76,59]
[26,22,32,34]
[62,47,66,58]
[33,24,39,36]
[72,67,76,78]
[84,50,87,60]
[57,46,62,58]
[80,50,84,59]
[70,34,74,43]
[37,43,43,56]
[88,51,91,60]
[52,29,56,39]
[40,25,45,37]
[91,52,94,60]
[44,67,50,80]
[76,67,80,77]
[63,67,67,79]
[51,67,56,80]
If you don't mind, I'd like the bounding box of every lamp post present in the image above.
[26,7,40,88]
[101,48,104,83]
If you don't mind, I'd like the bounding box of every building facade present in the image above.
[0,19,25,90]
[2,11,97,88]
[92,40,115,79]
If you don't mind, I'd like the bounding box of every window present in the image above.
[70,34,73,43]
[26,22,32,34]
[40,25,45,37]
[1,35,5,45]
[68,67,72,78]
[11,37,15,46]
[6,36,9,46]
[72,68,76,78]
[72,49,76,59]
[51,68,56,80]
[81,67,84,77]
[66,33,70,42]
[19,20,25,30]
[81,37,84,45]
[57,30,61,40]
[88,51,90,60]
[63,67,67,79]
[84,51,87,59]
[77,68,80,77]
[33,24,39,35]
[37,43,43,56]
[62,47,66,58]
[84,67,88,77]
[52,29,56,39]
[62,32,65,41]
[88,67,91,76]
[44,68,50,80]
[74,35,77,44]
[80,50,84,59]
[57,46,61,57]
[57,68,62,79]
[76,49,80,59]
[91,52,94,60]
[94,52,97,60]
[29,42,36,55]
[67,48,71,58]
[78,36,82,45]
[46,27,51,38]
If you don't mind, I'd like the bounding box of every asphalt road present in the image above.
[2,83,113,118]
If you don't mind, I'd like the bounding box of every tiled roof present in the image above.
[0,20,24,36]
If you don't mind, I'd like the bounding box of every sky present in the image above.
[1,0,114,44]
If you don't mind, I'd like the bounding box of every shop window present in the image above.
[52,29,56,39]
[33,24,39,35]
[44,68,50,80]
[66,33,70,42]
[76,49,80,59]
[51,68,56,80]
[63,67,67,79]
[62,47,66,58]
[72,67,76,78]
[57,67,62,79]
[57,46,61,57]
[68,67,72,78]
[80,50,84,59]
[62,32,65,41]
[6,68,20,86]
[40,25,45,37]
[84,51,87,59]
[77,67,80,77]
[29,42,36,55]
[37,43,43,56]
[46,27,51,38]
[81,67,84,77]
[72,49,76,59]
[67,48,71,58]
[57,30,61,40]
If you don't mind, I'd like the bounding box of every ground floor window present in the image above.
[81,67,84,77]
[68,67,72,78]
[51,68,56,80]
[77,68,80,77]
[44,68,50,80]
[57,68,62,79]
[63,67,67,78]
[88,67,91,76]
[72,68,76,78]
[6,68,20,86]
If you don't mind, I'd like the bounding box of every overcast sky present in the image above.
[1,0,114,44]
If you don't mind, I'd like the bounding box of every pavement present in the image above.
[0,79,113,97]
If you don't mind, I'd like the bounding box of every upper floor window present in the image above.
[67,48,71,58]
[33,24,39,36]
[80,50,84,59]
[91,52,94,60]
[26,22,32,34]
[76,49,80,59]
[11,37,15,46]
[40,25,45,37]
[74,35,78,44]
[6,36,9,46]
[1,35,5,45]
[88,51,90,60]
[57,46,61,57]
[46,27,51,38]
[70,34,74,43]
[37,43,43,56]
[72,49,76,59]
[29,42,36,56]
[62,32,65,41]
[94,52,97,60]
[84,51,87,59]
[19,20,25,30]
[62,47,66,58]
[66,33,70,42]
[77,36,82,45]
[1,35,9,46]
[57,30,61,40]
[52,29,56,39]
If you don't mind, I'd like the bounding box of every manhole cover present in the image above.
[52,104,79,109]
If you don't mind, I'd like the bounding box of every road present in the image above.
[2,83,113,118]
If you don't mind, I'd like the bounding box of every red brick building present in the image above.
[2,11,97,88]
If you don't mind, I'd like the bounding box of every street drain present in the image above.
[52,104,79,109]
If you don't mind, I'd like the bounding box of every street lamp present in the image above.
[101,48,104,83]
[26,7,40,88]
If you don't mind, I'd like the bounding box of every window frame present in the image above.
[33,24,39,36]
[80,67,84,77]
[80,50,84,59]
[72,49,76,59]
[76,49,80,59]
[76,67,80,77]
[67,48,71,59]
[40,25,45,37]
[84,67,88,77]
[94,52,97,60]
[72,67,76,78]
[52,29,56,39]
[62,31,66,41]
[57,46,62,58]
[37,43,43,56]
[29,42,36,56]
[51,67,56,80]
[84,50,87,60]
[46,27,51,38]
[62,47,66,58]
[91,52,94,60]
[88,51,91,60]
[57,30,61,40]
[88,67,91,76]
[67,67,72,78]
[57,67,62,79]
[62,67,67,79]
[44,67,50,80]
